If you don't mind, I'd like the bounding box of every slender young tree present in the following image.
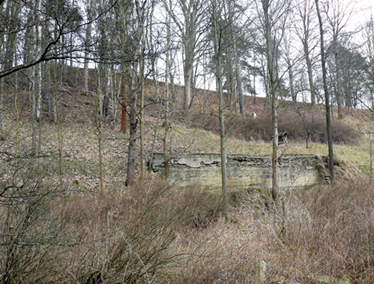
[211,0,233,217]
[139,42,146,181]
[36,0,42,122]
[163,11,172,177]
[0,1,5,134]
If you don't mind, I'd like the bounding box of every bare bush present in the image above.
[291,182,374,281]
[0,166,227,283]
[0,160,76,283]
[249,181,374,283]
[189,109,359,145]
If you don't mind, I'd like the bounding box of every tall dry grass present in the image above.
[278,181,374,282]
[0,168,224,283]
[237,181,374,283]
[163,181,374,283]
[2,159,374,283]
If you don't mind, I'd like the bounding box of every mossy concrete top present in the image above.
[152,153,322,192]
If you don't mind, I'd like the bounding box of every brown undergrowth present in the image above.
[188,108,360,145]
[2,167,374,283]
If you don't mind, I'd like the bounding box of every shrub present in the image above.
[188,108,360,145]
[258,181,374,282]
[0,160,72,283]
[1,164,225,283]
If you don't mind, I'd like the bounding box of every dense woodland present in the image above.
[1,0,374,283]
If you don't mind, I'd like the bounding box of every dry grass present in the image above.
[166,180,374,283]
[3,174,374,283]
[0,169,226,283]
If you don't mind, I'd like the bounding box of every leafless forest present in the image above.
[1,0,374,282]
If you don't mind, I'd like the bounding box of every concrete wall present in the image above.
[152,153,322,192]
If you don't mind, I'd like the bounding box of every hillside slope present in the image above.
[1,67,374,283]
[1,67,372,181]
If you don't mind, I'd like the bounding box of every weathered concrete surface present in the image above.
[152,153,322,192]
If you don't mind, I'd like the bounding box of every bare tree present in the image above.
[164,0,207,115]
[227,0,249,116]
[0,0,110,80]
[325,0,355,118]
[294,0,318,105]
[282,31,297,102]
[234,41,246,116]
[116,0,131,134]
[258,0,290,202]
[162,11,172,178]
[112,0,151,187]
[361,15,374,107]
[30,0,43,155]
[211,0,230,217]
[315,0,335,183]
[83,0,96,92]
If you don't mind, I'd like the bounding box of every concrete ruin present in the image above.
[152,153,323,192]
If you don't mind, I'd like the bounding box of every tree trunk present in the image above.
[271,88,279,201]
[111,66,118,118]
[95,89,104,193]
[121,68,127,134]
[203,53,208,112]
[53,58,63,189]
[213,0,228,217]
[334,43,342,118]
[262,0,279,202]
[234,43,245,116]
[102,65,110,117]
[84,0,94,92]
[304,41,316,105]
[31,0,39,155]
[31,64,37,155]
[290,69,296,102]
[253,48,257,105]
[4,0,19,70]
[125,0,145,186]
[0,77,3,134]
[0,9,4,133]
[227,48,235,111]
[140,27,146,181]
[126,74,138,187]
[36,0,42,121]
[163,12,171,178]
[315,0,335,183]
[183,64,192,114]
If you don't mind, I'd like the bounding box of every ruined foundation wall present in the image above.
[152,154,322,192]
